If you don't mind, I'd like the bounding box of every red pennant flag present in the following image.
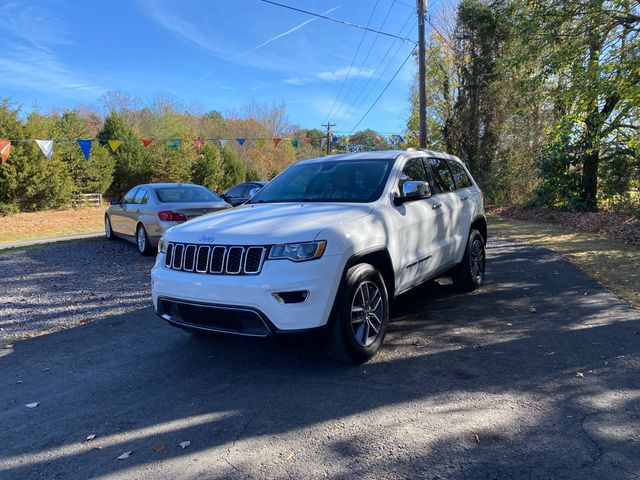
[304,138,312,144]
[273,138,281,147]
[0,140,10,164]
[142,139,153,148]
[195,138,204,151]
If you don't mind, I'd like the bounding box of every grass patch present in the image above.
[0,206,104,244]
[489,215,640,309]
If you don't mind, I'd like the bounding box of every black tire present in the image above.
[452,229,486,292]
[105,215,116,241]
[326,263,390,364]
[136,224,153,256]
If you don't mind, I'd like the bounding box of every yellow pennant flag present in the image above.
[256,139,265,147]
[108,140,123,152]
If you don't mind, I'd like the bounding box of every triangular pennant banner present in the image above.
[169,139,181,150]
[108,140,123,152]
[195,139,204,151]
[256,139,265,147]
[220,139,228,148]
[35,140,53,160]
[0,140,11,164]
[142,139,153,148]
[77,140,92,160]
[321,137,327,150]
[273,138,281,147]
[304,137,312,144]
[291,138,299,148]
[236,138,245,146]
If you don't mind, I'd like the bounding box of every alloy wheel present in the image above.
[350,281,384,347]
[470,237,485,282]
[105,217,111,238]
[137,227,146,253]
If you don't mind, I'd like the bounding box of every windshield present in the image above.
[155,186,221,203]
[250,159,394,204]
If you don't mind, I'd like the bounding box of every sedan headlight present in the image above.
[268,240,327,262]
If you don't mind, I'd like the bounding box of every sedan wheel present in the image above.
[105,215,115,241]
[136,224,152,256]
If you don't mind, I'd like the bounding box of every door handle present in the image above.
[432,203,442,210]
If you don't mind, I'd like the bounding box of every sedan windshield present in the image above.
[155,186,221,203]
[250,159,394,204]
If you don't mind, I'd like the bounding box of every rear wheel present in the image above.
[326,263,389,364]
[105,215,115,241]
[452,229,485,291]
[136,224,153,256]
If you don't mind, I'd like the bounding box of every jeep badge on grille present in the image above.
[199,234,215,243]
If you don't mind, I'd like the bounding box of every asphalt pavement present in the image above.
[0,242,639,479]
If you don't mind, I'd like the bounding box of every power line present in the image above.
[324,0,380,125]
[339,10,416,130]
[348,47,417,135]
[260,0,417,44]
[331,0,398,124]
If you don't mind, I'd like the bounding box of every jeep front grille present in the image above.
[164,242,267,275]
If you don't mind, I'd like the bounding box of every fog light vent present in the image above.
[273,291,309,304]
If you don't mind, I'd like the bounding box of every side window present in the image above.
[227,184,246,197]
[398,158,429,192]
[447,160,473,189]
[123,187,139,204]
[134,188,149,205]
[427,158,455,193]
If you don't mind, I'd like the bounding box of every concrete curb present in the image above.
[0,232,103,250]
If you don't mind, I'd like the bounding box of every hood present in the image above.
[164,202,373,245]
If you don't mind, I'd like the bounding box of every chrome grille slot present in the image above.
[183,245,197,271]
[165,242,266,275]
[172,244,184,270]
[196,246,210,273]
[210,246,226,273]
[226,247,244,274]
[165,243,174,268]
[245,247,265,274]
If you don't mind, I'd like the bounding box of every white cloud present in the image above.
[317,67,376,82]
[282,77,314,86]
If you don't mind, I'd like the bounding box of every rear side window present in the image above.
[398,158,429,191]
[428,158,455,193]
[447,160,473,189]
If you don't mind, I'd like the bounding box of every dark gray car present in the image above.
[105,183,231,255]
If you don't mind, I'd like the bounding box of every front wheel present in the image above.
[326,263,390,364]
[136,224,153,256]
[452,229,486,291]
[105,215,115,241]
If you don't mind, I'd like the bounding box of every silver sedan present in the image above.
[105,183,231,255]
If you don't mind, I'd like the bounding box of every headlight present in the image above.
[158,236,167,254]
[268,240,327,262]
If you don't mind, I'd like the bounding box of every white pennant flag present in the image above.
[219,139,228,148]
[35,140,54,160]
[321,137,327,150]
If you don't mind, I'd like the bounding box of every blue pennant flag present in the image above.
[395,135,404,144]
[236,138,245,146]
[331,135,338,144]
[77,139,92,160]
[169,139,181,150]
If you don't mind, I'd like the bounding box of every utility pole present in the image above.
[321,122,335,155]
[417,0,427,149]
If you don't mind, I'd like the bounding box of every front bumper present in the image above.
[151,253,344,332]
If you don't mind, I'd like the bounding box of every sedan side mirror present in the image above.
[110,198,120,205]
[248,187,261,199]
[394,180,431,206]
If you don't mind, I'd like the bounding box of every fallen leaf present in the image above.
[528,306,537,313]
[117,451,132,460]
[1,344,13,349]
[25,402,39,408]
[575,372,584,378]
[287,451,294,460]
[16,380,22,384]
[43,368,50,371]
[179,441,190,449]
[92,445,104,450]
[85,434,96,442]
[153,443,166,452]
[475,434,480,444]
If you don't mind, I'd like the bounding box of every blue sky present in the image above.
[0,0,420,134]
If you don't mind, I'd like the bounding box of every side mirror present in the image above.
[394,180,431,206]
[110,199,120,206]
[248,187,261,199]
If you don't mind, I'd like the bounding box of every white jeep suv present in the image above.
[151,149,486,363]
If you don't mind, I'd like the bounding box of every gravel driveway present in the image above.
[0,238,154,342]
[0,240,639,479]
